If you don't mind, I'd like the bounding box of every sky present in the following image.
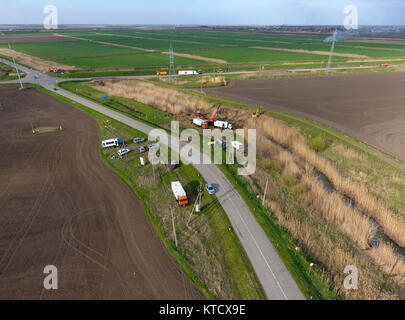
[0,0,403,26]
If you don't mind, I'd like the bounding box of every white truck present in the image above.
[214,120,232,130]
[171,181,189,206]
[178,70,200,76]
[193,118,209,129]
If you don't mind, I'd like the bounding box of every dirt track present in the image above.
[0,86,200,300]
[0,35,78,44]
[204,72,405,162]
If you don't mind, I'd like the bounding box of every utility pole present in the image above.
[327,30,338,74]
[187,183,202,227]
[8,43,23,89]
[168,43,176,82]
[170,208,178,247]
[262,178,269,206]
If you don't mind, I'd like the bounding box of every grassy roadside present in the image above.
[150,64,403,90]
[58,80,339,299]
[26,83,266,300]
[219,163,339,299]
[0,62,20,81]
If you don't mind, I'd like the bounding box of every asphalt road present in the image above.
[0,57,308,300]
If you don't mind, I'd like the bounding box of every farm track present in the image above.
[0,86,201,299]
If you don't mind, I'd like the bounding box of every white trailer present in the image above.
[171,181,189,206]
[214,120,232,130]
[178,70,199,76]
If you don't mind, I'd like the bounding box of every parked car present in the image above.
[205,184,216,195]
[117,148,131,157]
[149,143,160,149]
[133,137,145,143]
[139,146,148,153]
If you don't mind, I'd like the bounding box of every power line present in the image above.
[168,43,176,82]
[327,30,338,75]
[8,43,24,89]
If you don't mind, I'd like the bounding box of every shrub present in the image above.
[291,183,306,196]
[281,172,297,187]
[262,159,282,174]
[310,136,326,152]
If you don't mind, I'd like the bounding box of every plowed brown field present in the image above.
[204,72,405,162]
[0,86,200,300]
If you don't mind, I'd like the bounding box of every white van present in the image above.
[102,138,118,148]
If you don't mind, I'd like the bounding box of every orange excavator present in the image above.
[192,104,221,129]
[208,105,220,125]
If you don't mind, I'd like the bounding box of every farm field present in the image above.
[0,85,201,299]
[2,29,405,75]
[204,72,405,164]
[2,40,206,70]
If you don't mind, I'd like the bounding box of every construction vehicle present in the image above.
[213,120,232,130]
[193,118,210,129]
[193,104,233,130]
[157,71,168,75]
[193,104,220,129]
[47,67,65,74]
[171,181,189,206]
[252,106,262,118]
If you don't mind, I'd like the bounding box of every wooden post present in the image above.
[262,178,269,206]
[171,208,178,248]
[187,183,202,227]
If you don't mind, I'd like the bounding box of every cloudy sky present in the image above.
[0,0,402,25]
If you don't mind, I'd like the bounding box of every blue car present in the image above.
[205,184,216,195]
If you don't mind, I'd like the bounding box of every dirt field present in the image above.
[0,86,200,300]
[0,35,78,44]
[204,72,405,162]
[0,47,76,71]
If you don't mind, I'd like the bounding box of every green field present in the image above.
[3,41,207,70]
[3,28,405,74]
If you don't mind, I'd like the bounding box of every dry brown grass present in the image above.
[161,51,227,64]
[91,79,213,115]
[250,46,368,59]
[0,47,76,71]
[301,169,376,250]
[159,75,227,86]
[370,242,405,286]
[247,116,405,248]
[267,196,399,299]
